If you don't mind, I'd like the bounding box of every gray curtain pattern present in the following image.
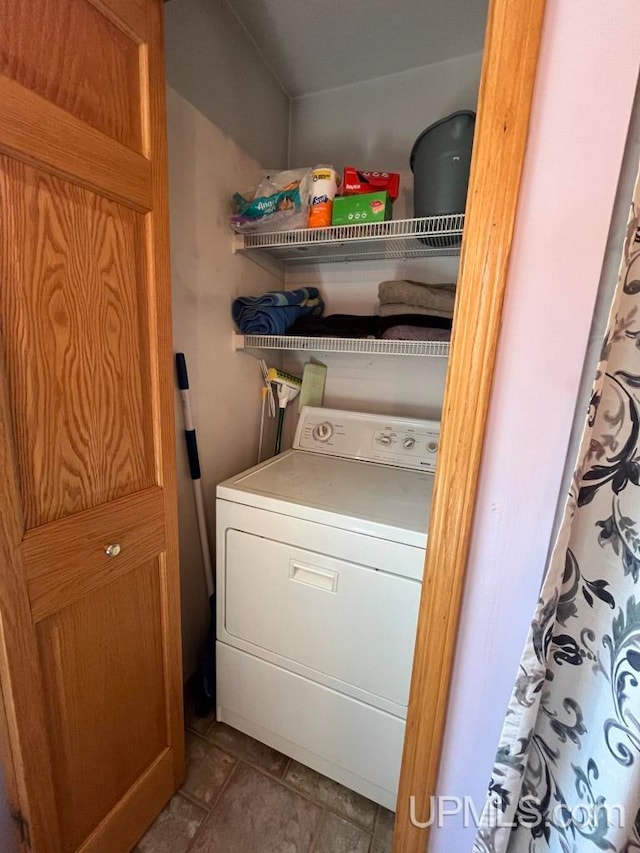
[474,166,640,852]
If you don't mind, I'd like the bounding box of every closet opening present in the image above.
[162,1,542,851]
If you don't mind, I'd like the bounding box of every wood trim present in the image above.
[0,75,153,212]
[0,354,61,851]
[86,0,150,43]
[393,1,547,850]
[78,749,174,853]
[0,686,21,853]
[22,487,166,623]
[146,0,186,785]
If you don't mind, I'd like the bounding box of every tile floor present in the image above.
[134,697,395,852]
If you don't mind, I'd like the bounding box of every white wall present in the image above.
[428,4,640,851]
[167,86,282,676]
[284,55,482,425]
[290,52,482,223]
[164,0,289,168]
[282,257,455,424]
[289,52,483,181]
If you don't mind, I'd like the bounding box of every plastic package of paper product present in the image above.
[230,168,313,232]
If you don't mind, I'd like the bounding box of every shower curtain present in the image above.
[474,165,640,852]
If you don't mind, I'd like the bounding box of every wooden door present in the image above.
[0,1,184,851]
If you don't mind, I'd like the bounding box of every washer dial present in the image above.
[313,422,334,442]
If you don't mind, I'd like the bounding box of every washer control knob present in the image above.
[378,433,392,447]
[313,422,333,442]
[428,440,439,453]
[403,437,416,450]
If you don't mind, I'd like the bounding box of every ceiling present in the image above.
[225,0,488,98]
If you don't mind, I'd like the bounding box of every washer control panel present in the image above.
[294,407,440,472]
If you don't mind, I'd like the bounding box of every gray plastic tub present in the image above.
[410,110,475,244]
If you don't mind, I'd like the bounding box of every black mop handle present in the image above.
[176,352,201,480]
[175,352,214,597]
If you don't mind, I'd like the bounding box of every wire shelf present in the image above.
[233,214,464,264]
[233,333,450,358]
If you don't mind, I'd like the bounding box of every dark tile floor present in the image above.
[134,698,395,852]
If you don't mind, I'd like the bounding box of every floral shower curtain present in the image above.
[474,166,640,852]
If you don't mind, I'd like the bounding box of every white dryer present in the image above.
[215,407,439,809]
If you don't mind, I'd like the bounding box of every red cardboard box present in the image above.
[342,167,400,202]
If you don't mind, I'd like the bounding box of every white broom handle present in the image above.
[192,478,214,597]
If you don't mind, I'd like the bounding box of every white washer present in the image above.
[216,406,439,809]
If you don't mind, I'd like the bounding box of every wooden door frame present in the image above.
[393,0,547,850]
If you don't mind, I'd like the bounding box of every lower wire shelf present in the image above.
[232,333,450,358]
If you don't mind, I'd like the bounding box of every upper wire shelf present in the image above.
[232,214,464,265]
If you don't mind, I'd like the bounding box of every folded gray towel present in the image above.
[378,280,456,315]
[381,325,451,342]
[378,303,453,319]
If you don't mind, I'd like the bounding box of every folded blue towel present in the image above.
[232,287,324,335]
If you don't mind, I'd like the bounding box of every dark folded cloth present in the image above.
[288,313,452,339]
[232,287,324,335]
[288,314,377,338]
[376,314,452,334]
[381,325,451,341]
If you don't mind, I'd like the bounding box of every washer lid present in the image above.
[217,450,434,548]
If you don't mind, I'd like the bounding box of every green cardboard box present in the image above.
[331,191,392,226]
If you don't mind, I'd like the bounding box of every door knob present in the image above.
[105,543,121,558]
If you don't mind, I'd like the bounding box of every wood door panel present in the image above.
[37,559,167,852]
[0,0,144,152]
[23,486,166,621]
[0,156,156,530]
[0,1,184,849]
[0,75,153,212]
